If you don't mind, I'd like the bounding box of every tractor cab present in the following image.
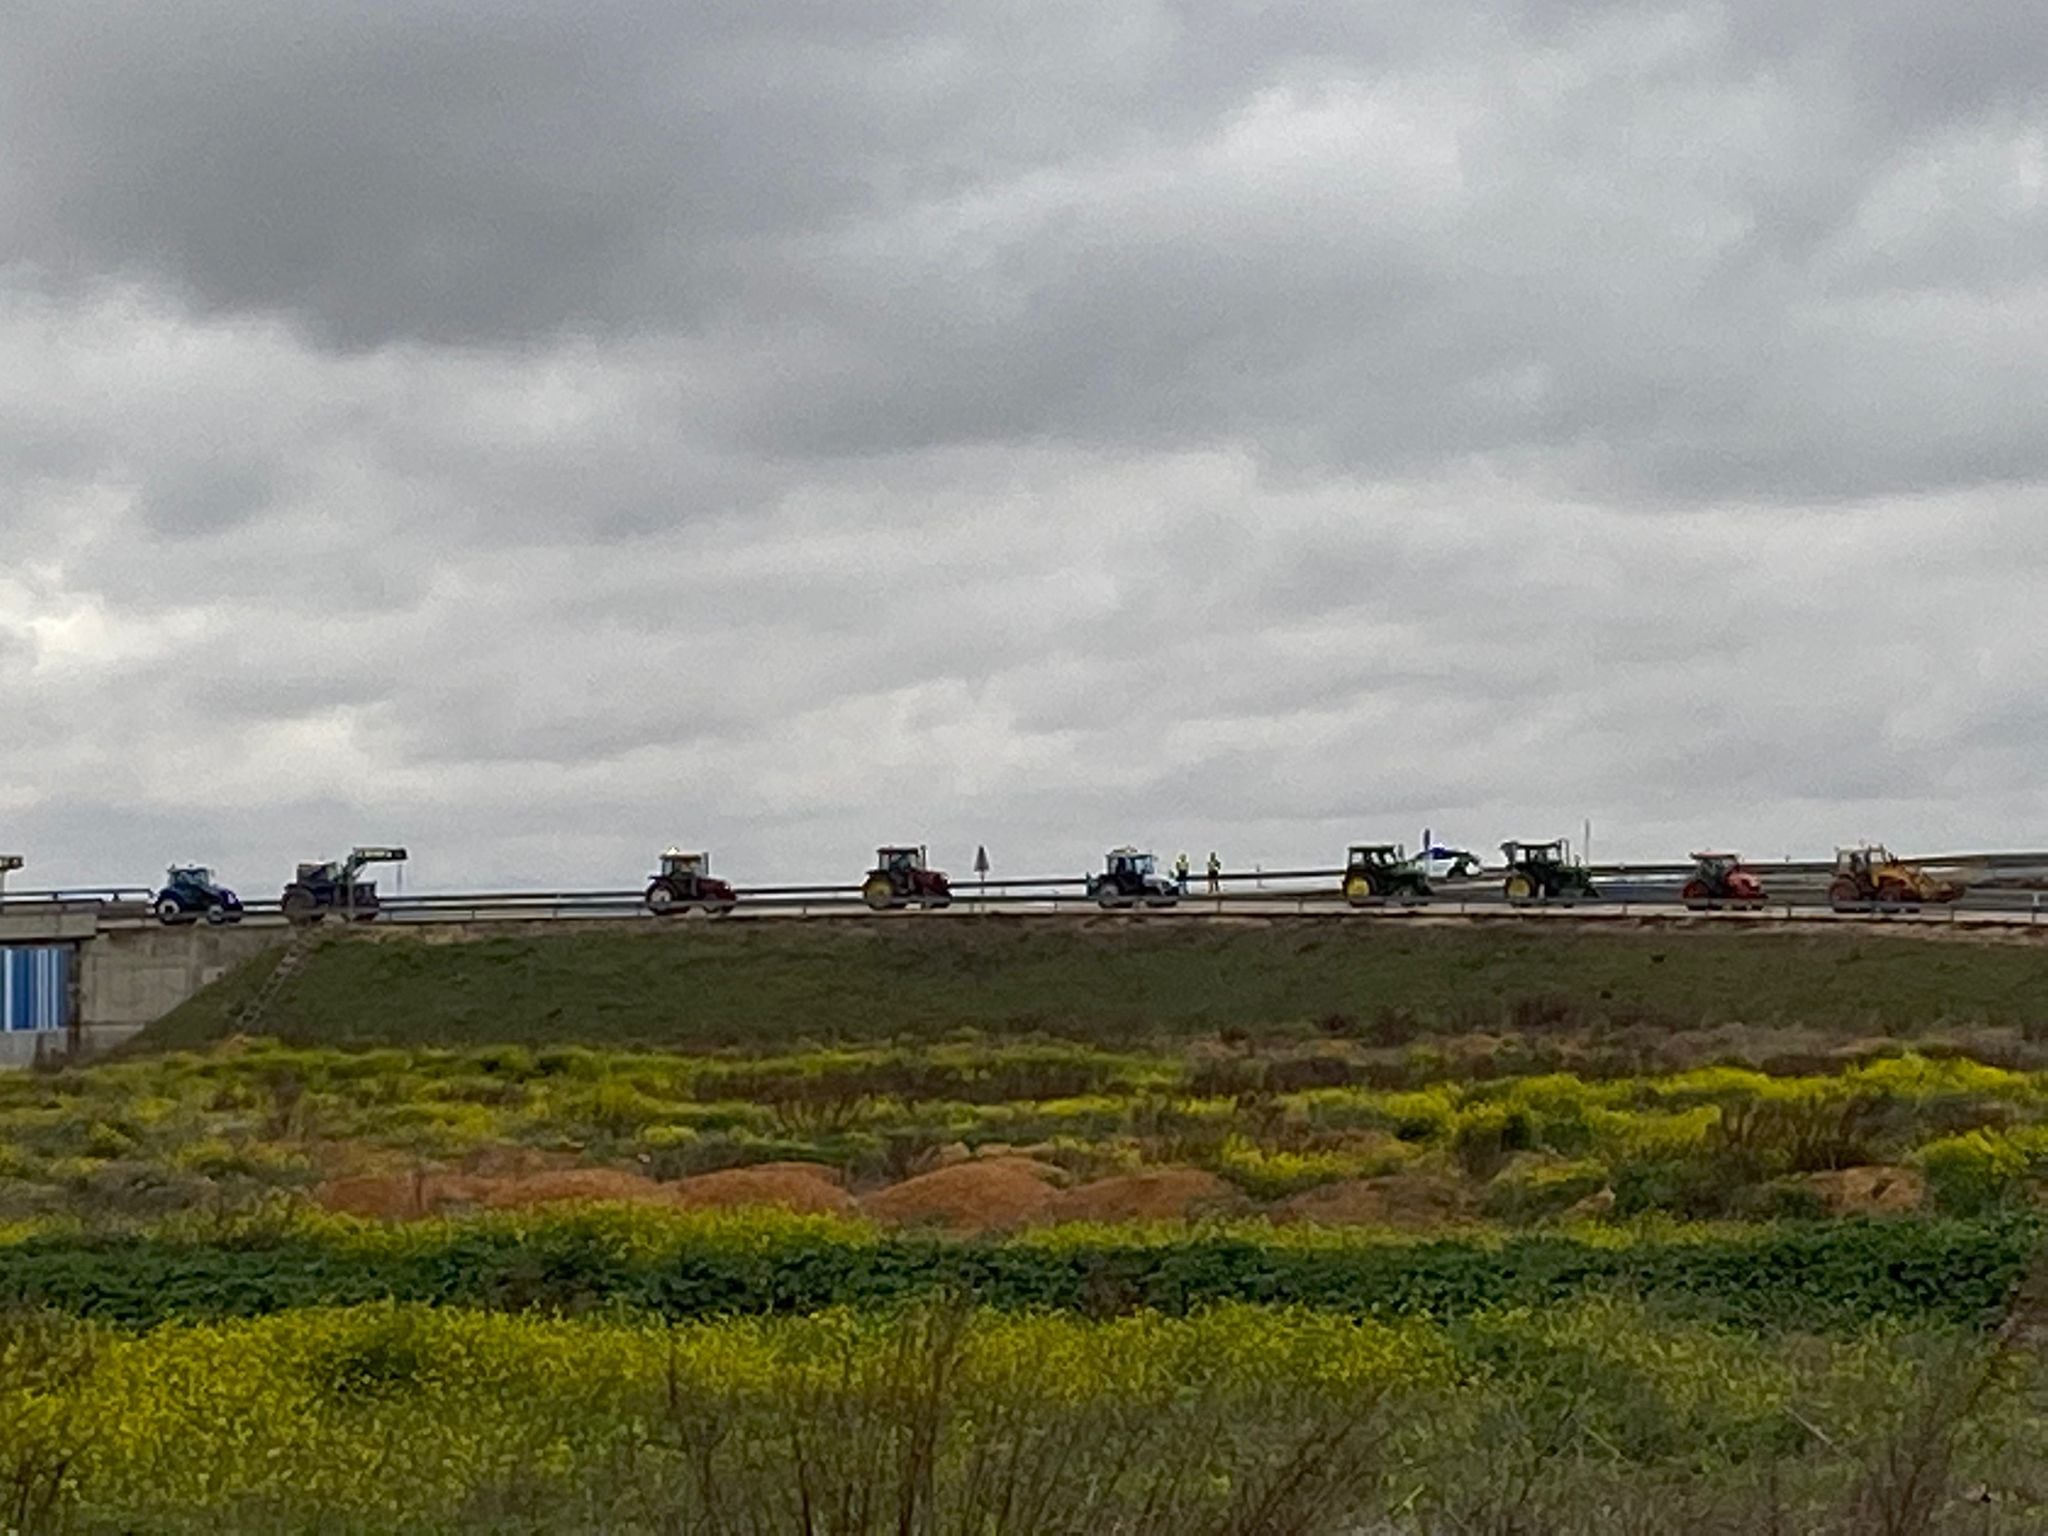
[1501,839,1571,870]
[878,845,927,875]
[168,865,219,890]
[1692,851,1740,880]
[1107,847,1156,881]
[659,849,708,879]
[296,861,338,885]
[1346,844,1406,872]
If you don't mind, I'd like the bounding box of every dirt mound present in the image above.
[670,1163,855,1216]
[1273,1174,1469,1229]
[862,1157,1066,1232]
[1043,1168,1246,1224]
[1797,1165,1926,1215]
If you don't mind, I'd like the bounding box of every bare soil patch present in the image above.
[1042,1168,1247,1224]
[1797,1165,1926,1215]
[860,1156,1067,1232]
[670,1163,855,1216]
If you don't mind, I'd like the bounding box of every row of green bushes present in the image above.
[0,1209,2030,1332]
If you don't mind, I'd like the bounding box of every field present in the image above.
[9,919,2048,1531]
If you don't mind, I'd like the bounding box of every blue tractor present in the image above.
[153,866,244,926]
[281,846,408,925]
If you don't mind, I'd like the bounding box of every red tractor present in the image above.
[643,850,737,916]
[1681,851,1767,911]
[862,846,952,910]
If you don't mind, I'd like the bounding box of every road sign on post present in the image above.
[974,845,990,907]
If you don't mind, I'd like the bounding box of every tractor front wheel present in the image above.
[204,904,231,926]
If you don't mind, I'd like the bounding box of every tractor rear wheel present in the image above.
[154,896,187,925]
[862,875,896,911]
[1504,872,1536,904]
[282,888,320,925]
[1827,875,1864,909]
[1681,879,1711,909]
[1343,872,1377,906]
[645,882,678,915]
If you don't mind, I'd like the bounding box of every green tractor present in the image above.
[1341,844,1433,906]
[1499,839,1599,905]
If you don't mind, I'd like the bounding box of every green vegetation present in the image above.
[142,919,2048,1051]
[17,1040,2048,1224]
[0,1207,2028,1331]
[0,1298,2036,1533]
[29,923,2048,1529]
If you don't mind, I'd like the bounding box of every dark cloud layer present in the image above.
[1,1,2044,890]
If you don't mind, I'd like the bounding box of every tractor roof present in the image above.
[1692,850,1741,860]
[876,844,924,856]
[661,848,704,859]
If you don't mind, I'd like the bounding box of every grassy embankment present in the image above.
[143,916,2048,1051]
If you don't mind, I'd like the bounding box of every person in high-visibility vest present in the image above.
[1206,852,1221,894]
[1174,852,1190,894]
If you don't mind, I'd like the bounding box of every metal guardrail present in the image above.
[7,853,2048,930]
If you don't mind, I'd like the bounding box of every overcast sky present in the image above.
[2,0,2045,893]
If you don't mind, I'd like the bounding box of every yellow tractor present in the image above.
[1827,845,1965,911]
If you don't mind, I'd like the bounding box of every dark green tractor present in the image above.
[1342,844,1433,906]
[1499,839,1599,905]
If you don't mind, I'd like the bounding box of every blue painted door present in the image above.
[0,947,71,1032]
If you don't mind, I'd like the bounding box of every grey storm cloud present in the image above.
[1,0,2045,891]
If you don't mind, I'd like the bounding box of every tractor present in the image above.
[1500,839,1599,905]
[1342,844,1433,906]
[643,850,737,916]
[1088,847,1180,908]
[1681,851,1767,911]
[862,846,952,910]
[281,846,408,925]
[1828,845,1965,912]
[153,866,244,926]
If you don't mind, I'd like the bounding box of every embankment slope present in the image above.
[137,915,2048,1052]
